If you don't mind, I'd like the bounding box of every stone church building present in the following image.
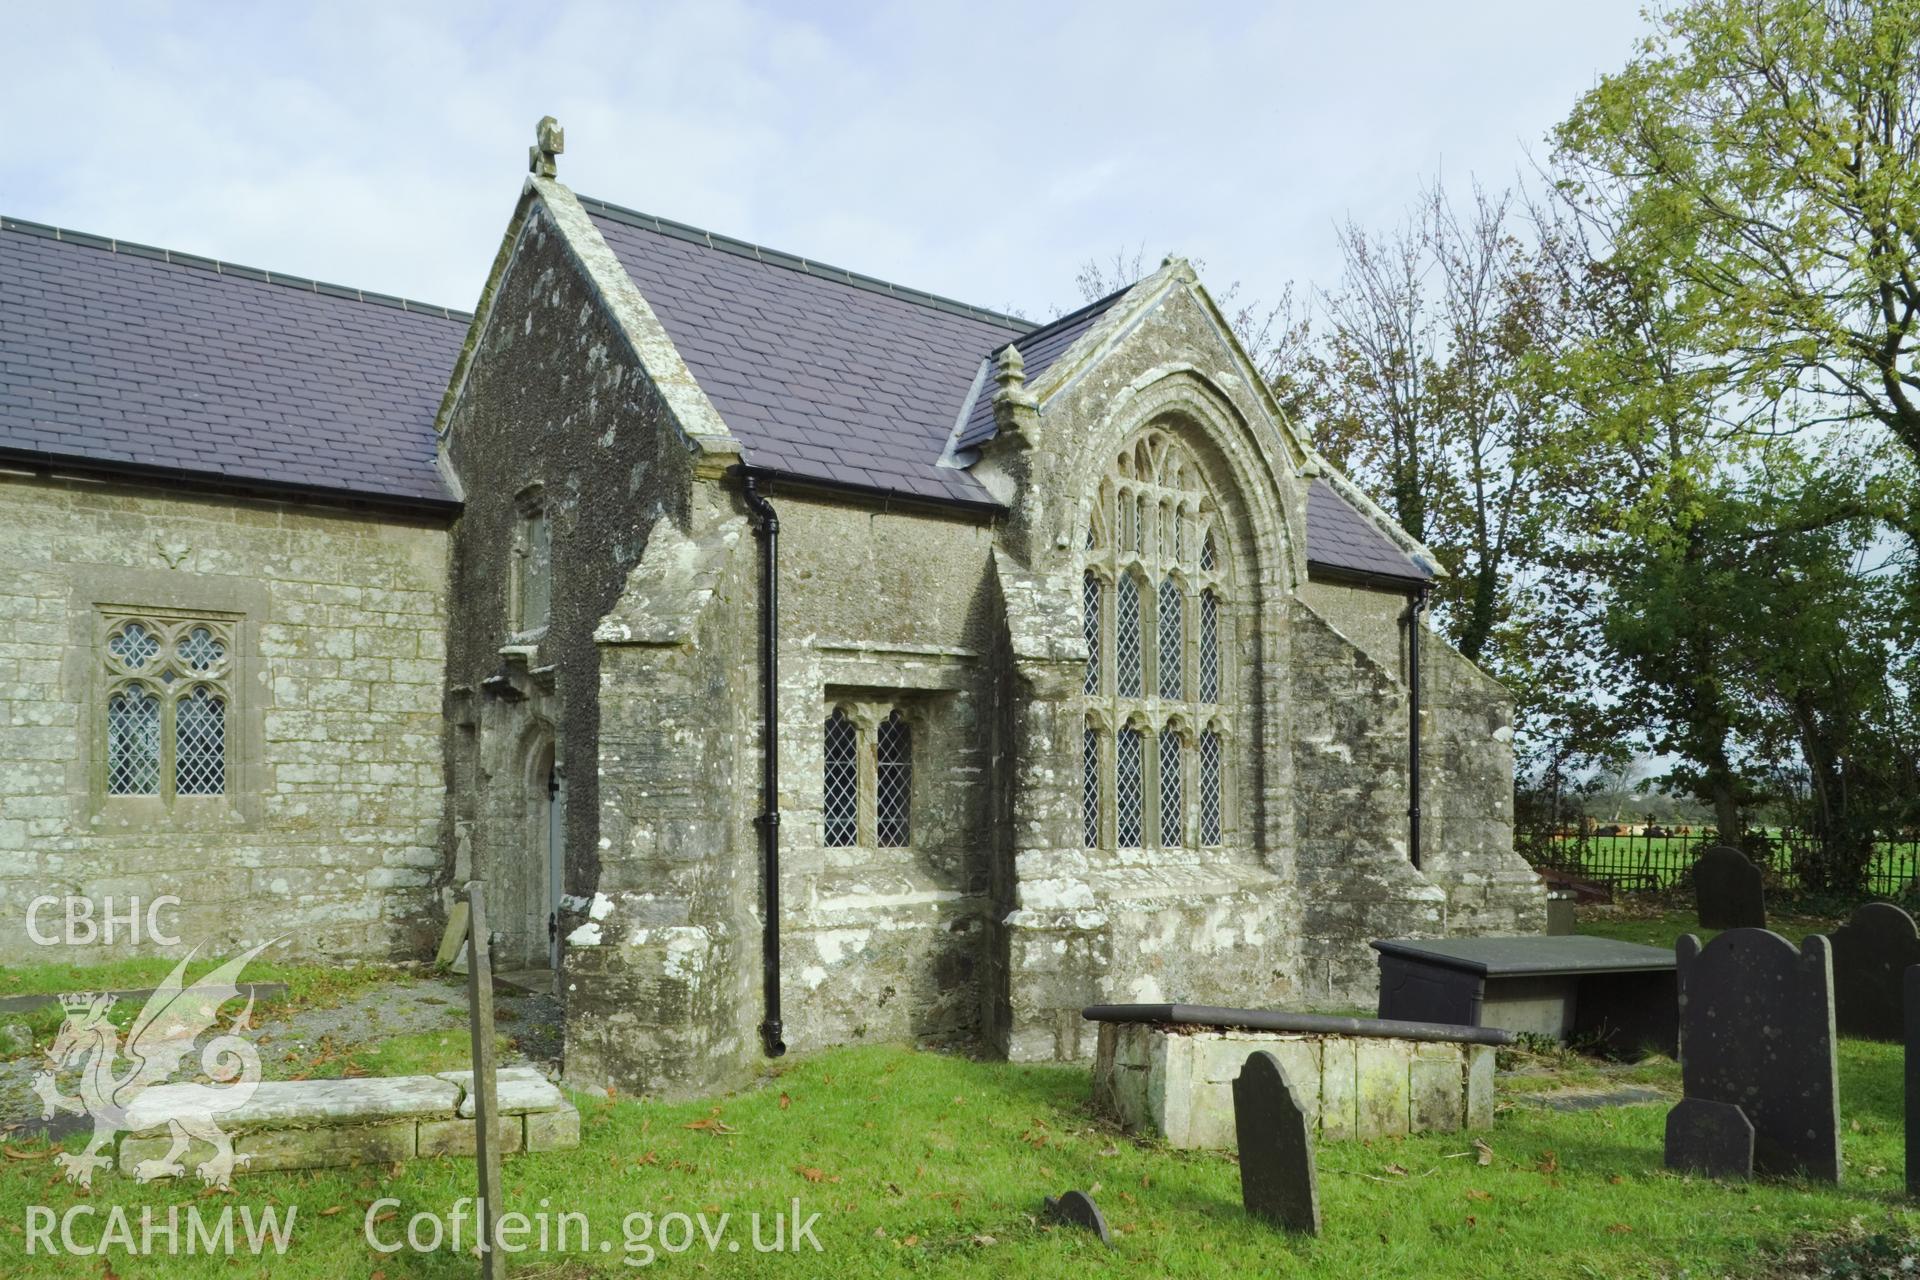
[0,125,1542,1096]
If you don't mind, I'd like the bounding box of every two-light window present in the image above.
[822,708,913,848]
[102,615,231,800]
[1081,430,1232,850]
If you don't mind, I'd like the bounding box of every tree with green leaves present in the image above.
[1555,0,1920,471]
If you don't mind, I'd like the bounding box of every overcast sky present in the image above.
[2,1,1653,322]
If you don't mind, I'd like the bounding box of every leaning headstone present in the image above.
[1664,1097,1754,1180]
[1824,903,1920,1041]
[1694,845,1766,930]
[1042,1190,1110,1246]
[1907,966,1920,1198]
[1674,929,1840,1182]
[1232,1050,1321,1234]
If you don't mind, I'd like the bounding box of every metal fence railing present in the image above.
[1518,819,1920,898]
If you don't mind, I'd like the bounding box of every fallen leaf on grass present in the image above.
[319,1205,344,1217]
[684,1109,738,1136]
[794,1166,840,1184]
[778,1093,792,1110]
[1535,1151,1559,1175]
[1466,1189,1492,1202]
[1474,1139,1495,1166]
[1382,1163,1409,1177]
[1606,1223,1632,1235]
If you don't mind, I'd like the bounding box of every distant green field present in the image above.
[1538,833,1920,893]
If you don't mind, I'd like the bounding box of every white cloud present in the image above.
[1,0,1651,319]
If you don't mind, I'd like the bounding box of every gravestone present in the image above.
[1824,903,1920,1041]
[1042,1190,1110,1246]
[1674,929,1840,1182]
[1907,966,1920,1198]
[1664,1097,1754,1180]
[1231,1050,1321,1235]
[1694,845,1765,930]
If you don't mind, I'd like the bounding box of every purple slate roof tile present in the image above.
[0,217,467,506]
[952,288,1129,456]
[3,202,1434,583]
[582,199,1030,505]
[1305,478,1433,583]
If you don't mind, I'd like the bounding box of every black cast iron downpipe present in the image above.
[1408,582,1432,870]
[740,472,787,1058]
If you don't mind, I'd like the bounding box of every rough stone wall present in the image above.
[768,492,998,1053]
[1419,638,1544,935]
[441,198,699,973]
[1288,598,1444,1002]
[1289,582,1544,1004]
[0,472,447,965]
[980,272,1311,1061]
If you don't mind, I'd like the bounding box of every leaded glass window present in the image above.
[1083,572,1102,696]
[101,614,233,803]
[1199,590,1220,704]
[1157,576,1183,700]
[1116,727,1143,848]
[1199,731,1223,845]
[1159,735,1183,848]
[1079,429,1236,852]
[823,710,857,847]
[107,687,160,795]
[875,712,911,848]
[1082,726,1101,848]
[176,686,226,796]
[1115,573,1142,698]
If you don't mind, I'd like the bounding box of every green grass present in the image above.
[0,958,408,1063]
[1575,906,1849,951]
[1,1042,1912,1277]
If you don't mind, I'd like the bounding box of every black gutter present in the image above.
[1408,582,1432,869]
[734,464,1004,521]
[739,470,787,1058]
[0,446,461,521]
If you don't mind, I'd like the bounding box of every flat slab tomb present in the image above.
[1086,1004,1509,1149]
[117,1067,579,1180]
[1373,936,1678,1057]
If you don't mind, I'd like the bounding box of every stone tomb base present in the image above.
[116,1067,580,1179]
[1093,1022,1495,1149]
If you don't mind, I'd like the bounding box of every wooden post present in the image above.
[465,880,506,1278]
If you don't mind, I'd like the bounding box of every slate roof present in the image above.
[583,198,1043,504]
[951,287,1130,457]
[0,216,467,507]
[1305,478,1433,583]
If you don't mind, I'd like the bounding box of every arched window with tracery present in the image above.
[1078,429,1234,851]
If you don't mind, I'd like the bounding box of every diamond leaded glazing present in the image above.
[1083,727,1100,848]
[179,626,226,672]
[175,686,226,795]
[824,710,857,848]
[109,622,160,670]
[1080,429,1234,851]
[107,686,160,795]
[1116,727,1143,848]
[102,614,233,802]
[875,712,911,848]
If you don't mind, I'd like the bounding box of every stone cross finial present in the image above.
[529,116,565,178]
